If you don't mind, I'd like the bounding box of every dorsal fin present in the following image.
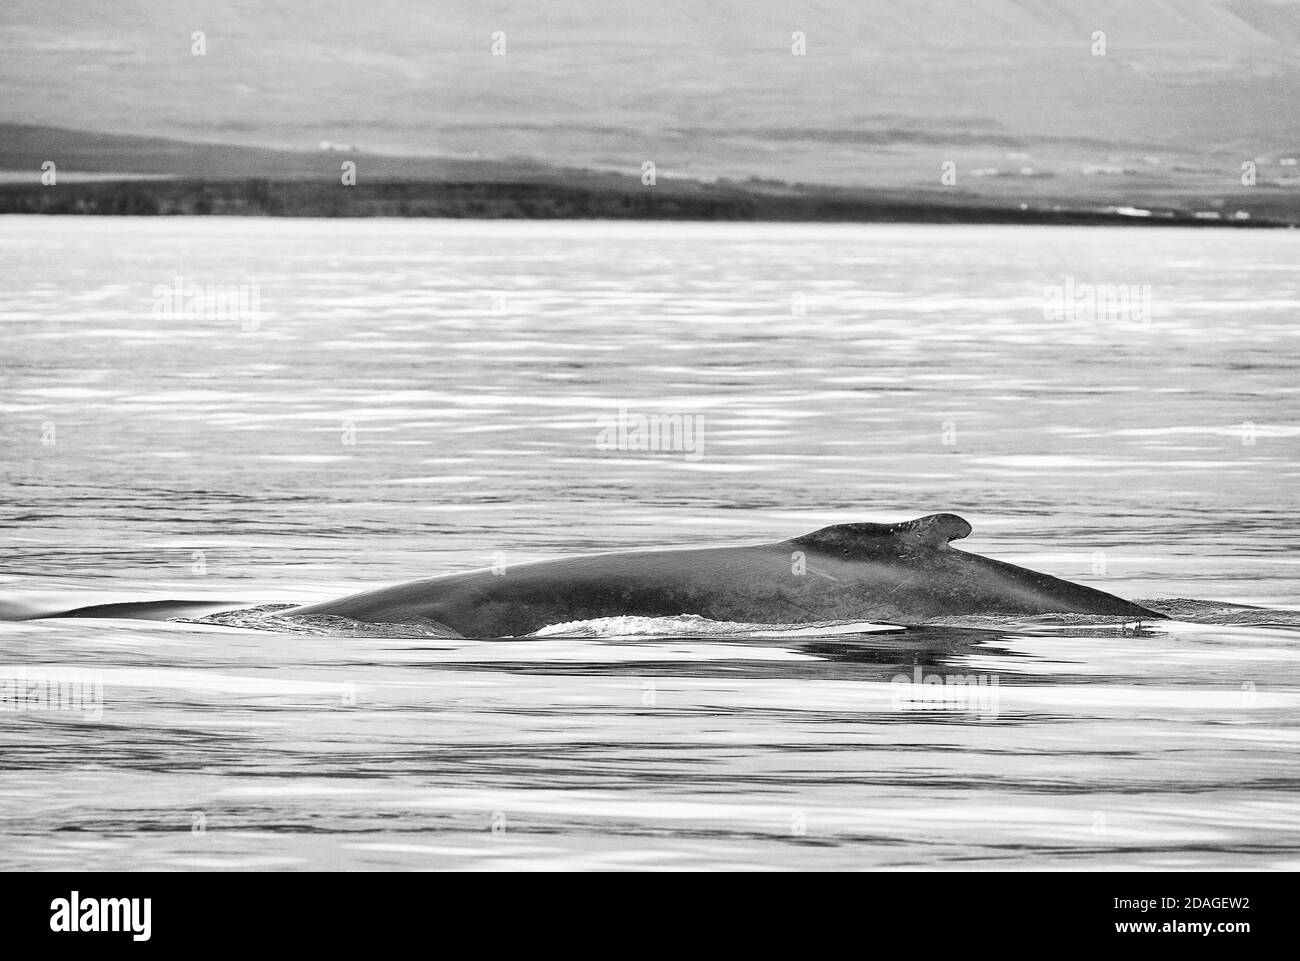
[789,513,972,555]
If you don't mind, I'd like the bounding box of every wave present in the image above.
[529,614,902,638]
[0,593,250,622]
[1138,598,1300,627]
[182,604,462,638]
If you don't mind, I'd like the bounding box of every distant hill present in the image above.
[0,124,560,181]
[1,0,1297,211]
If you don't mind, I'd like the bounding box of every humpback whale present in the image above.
[286,513,1163,637]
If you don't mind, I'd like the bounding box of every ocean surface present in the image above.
[1,217,1297,870]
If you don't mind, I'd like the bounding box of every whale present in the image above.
[285,513,1164,637]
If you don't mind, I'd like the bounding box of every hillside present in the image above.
[1,0,1297,210]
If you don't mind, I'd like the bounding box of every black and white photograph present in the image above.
[1,0,1297,916]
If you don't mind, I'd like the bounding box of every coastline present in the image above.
[1,176,1295,227]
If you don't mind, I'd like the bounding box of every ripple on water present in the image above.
[1,221,1298,869]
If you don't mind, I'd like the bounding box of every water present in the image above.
[1,217,1298,869]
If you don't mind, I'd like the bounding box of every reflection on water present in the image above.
[1,219,1298,869]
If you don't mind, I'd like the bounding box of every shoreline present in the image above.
[1,177,1293,227]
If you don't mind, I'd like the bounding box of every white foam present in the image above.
[529,614,900,638]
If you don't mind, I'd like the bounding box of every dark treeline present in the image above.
[0,178,1294,226]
